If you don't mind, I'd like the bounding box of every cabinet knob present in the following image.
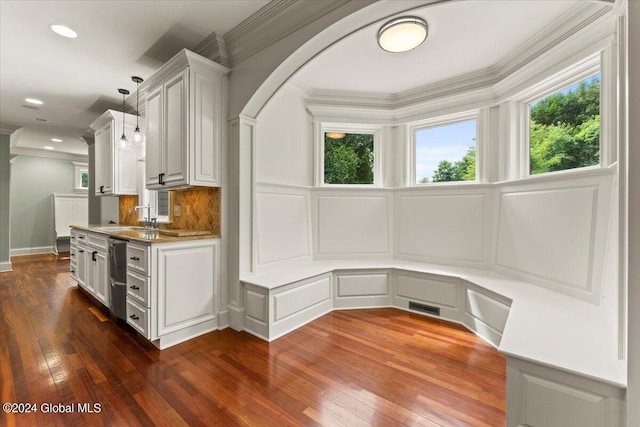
[78,236,84,239]
[70,269,75,273]
[70,253,75,257]
[129,256,140,261]
[130,285,140,290]
[129,314,139,321]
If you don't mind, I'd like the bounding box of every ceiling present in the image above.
[0,0,269,157]
[291,0,593,95]
[1,1,608,159]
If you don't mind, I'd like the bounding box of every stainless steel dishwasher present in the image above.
[108,238,127,320]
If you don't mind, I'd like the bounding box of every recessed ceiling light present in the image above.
[50,24,77,38]
[25,98,43,105]
[377,16,428,53]
[34,118,49,122]
[51,138,63,142]
[44,146,55,150]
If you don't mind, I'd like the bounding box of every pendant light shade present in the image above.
[129,76,146,146]
[377,16,428,53]
[117,88,131,151]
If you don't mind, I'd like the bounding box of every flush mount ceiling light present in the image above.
[51,138,63,142]
[25,98,43,105]
[377,16,428,53]
[50,24,78,38]
[326,132,346,139]
[116,88,131,151]
[129,76,145,146]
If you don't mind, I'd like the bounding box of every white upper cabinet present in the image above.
[143,49,230,190]
[89,110,138,196]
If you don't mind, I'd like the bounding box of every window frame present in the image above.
[72,161,89,193]
[518,54,603,178]
[315,122,382,187]
[407,110,481,186]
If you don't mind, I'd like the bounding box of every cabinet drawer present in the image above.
[75,230,88,243]
[126,299,150,338]
[70,260,77,278]
[88,232,109,251]
[127,243,150,275]
[126,271,150,307]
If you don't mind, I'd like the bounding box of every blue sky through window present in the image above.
[415,119,476,183]
[530,74,600,108]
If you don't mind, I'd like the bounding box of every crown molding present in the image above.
[88,109,139,133]
[303,1,614,123]
[0,123,21,136]
[223,0,363,67]
[492,2,613,80]
[10,146,88,162]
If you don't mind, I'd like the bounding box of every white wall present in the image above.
[255,85,312,187]
[254,85,314,270]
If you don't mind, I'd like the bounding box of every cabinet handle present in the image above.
[129,314,139,321]
[100,185,104,194]
[129,285,140,290]
[92,251,97,261]
[79,249,85,253]
[158,173,165,186]
[70,253,75,257]
[78,236,84,239]
[129,256,140,261]
[70,269,75,273]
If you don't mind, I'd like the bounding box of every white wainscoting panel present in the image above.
[395,272,458,309]
[396,192,487,266]
[496,187,597,291]
[334,271,391,308]
[256,185,311,269]
[315,193,392,257]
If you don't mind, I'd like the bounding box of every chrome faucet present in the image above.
[134,205,154,229]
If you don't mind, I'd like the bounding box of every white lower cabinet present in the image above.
[88,249,109,307]
[126,239,220,349]
[74,231,109,307]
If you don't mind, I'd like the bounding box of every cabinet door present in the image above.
[163,70,188,187]
[114,122,137,195]
[156,242,217,336]
[77,245,87,287]
[93,250,109,307]
[94,126,107,195]
[84,249,96,294]
[145,86,163,188]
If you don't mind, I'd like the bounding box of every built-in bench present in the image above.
[241,259,626,427]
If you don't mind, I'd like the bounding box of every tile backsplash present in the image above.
[118,187,220,236]
[119,195,139,226]
[170,187,220,235]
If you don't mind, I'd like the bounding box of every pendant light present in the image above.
[130,76,145,145]
[116,88,131,151]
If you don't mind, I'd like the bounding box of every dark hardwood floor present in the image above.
[0,254,505,426]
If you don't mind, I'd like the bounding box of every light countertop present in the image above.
[71,224,219,244]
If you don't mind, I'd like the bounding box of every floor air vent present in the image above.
[409,302,440,316]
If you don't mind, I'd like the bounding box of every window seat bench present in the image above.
[241,259,626,426]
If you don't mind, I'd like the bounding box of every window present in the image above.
[528,74,600,175]
[72,161,89,192]
[413,119,477,184]
[317,124,381,186]
[324,132,374,184]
